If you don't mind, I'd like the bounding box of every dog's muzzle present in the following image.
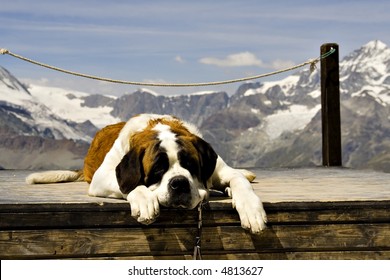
[168,175,190,193]
[168,175,193,208]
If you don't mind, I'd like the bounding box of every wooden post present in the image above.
[320,43,342,167]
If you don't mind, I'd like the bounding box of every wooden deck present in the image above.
[1,168,390,260]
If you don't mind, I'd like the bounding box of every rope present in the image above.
[1,47,335,87]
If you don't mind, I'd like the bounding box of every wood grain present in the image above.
[1,224,389,259]
[1,168,390,260]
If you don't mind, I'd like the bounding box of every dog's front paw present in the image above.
[127,185,159,225]
[237,169,257,182]
[232,192,267,234]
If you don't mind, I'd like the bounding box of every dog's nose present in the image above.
[168,175,190,193]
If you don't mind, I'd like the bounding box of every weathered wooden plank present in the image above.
[1,168,390,260]
[0,210,199,229]
[281,251,390,260]
[2,201,390,229]
[2,224,389,259]
[71,251,390,260]
[199,251,390,260]
[0,228,196,259]
[252,169,390,203]
[265,204,390,224]
[2,168,390,207]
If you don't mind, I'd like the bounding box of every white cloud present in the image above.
[199,52,264,67]
[199,52,297,70]
[174,55,185,63]
[269,59,296,70]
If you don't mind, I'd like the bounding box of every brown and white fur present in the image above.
[26,114,267,233]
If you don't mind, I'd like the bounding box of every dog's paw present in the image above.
[237,169,256,182]
[127,185,159,225]
[224,187,232,198]
[232,192,267,234]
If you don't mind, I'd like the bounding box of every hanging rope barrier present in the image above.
[0,47,335,87]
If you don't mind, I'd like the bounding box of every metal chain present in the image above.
[193,202,204,260]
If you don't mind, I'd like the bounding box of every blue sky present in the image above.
[1,0,389,95]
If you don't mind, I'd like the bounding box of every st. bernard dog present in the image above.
[26,114,267,233]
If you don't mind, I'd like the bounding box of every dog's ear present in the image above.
[115,149,145,194]
[196,137,218,184]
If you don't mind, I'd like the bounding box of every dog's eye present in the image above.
[146,153,169,186]
[178,151,199,177]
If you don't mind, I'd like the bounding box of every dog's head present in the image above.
[115,118,218,209]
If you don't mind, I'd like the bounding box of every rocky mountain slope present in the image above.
[246,40,390,171]
[0,40,389,172]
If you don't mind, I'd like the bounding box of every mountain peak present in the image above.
[341,40,390,80]
[0,66,31,96]
[362,40,388,51]
[357,40,390,60]
[138,88,160,96]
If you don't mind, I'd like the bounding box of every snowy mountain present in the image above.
[230,40,390,170]
[0,68,120,169]
[111,89,229,126]
[0,40,389,172]
[1,70,91,142]
[28,84,119,130]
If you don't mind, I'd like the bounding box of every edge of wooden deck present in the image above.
[1,168,390,260]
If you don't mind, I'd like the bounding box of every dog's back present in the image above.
[83,122,125,182]
[26,122,125,185]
